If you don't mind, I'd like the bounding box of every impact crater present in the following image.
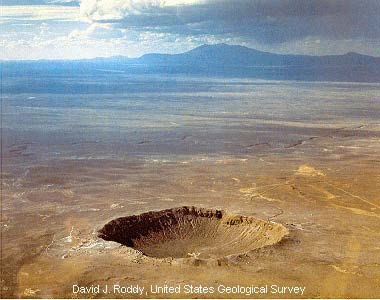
[98,206,288,259]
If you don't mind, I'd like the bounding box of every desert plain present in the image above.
[2,77,380,298]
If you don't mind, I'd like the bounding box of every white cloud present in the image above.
[78,0,380,53]
[69,23,124,39]
[0,5,80,22]
[79,0,204,21]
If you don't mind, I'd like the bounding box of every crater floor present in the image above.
[98,206,288,259]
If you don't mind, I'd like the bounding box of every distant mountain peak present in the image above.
[197,42,228,47]
[186,43,266,56]
[345,51,361,56]
[196,43,247,50]
[207,43,233,48]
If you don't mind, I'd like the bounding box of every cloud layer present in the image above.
[79,0,380,44]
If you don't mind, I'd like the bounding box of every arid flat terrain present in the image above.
[2,78,380,298]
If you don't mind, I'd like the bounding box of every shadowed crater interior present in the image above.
[98,206,288,259]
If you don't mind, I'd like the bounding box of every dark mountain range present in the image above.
[3,43,380,83]
[133,43,380,82]
[138,43,379,67]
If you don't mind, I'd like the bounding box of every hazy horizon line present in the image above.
[2,43,379,62]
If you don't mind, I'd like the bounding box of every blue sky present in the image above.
[1,0,380,60]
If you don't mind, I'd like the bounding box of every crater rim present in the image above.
[98,206,288,260]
